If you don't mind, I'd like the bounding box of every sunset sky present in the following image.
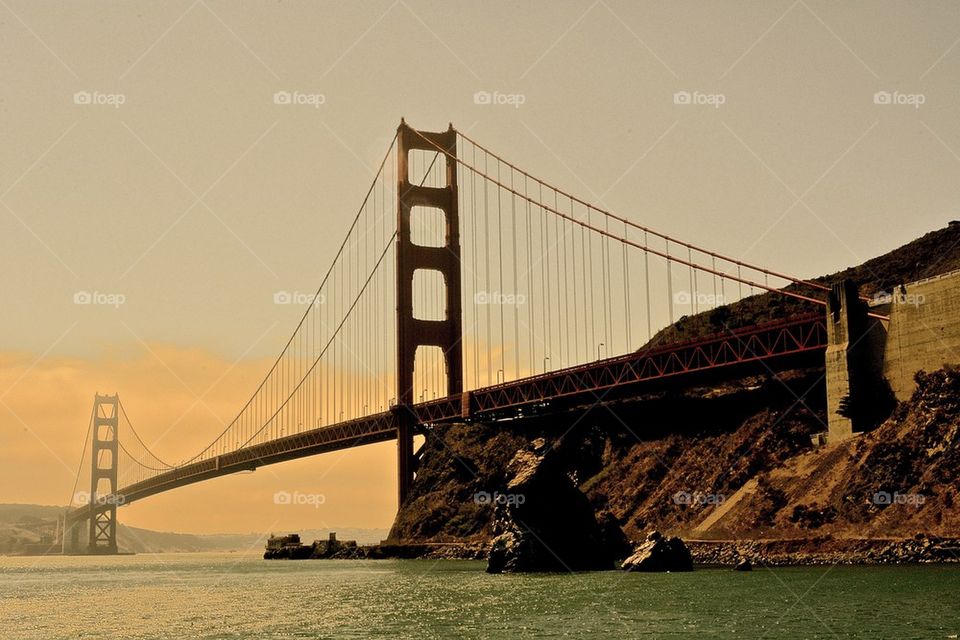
[2,0,959,534]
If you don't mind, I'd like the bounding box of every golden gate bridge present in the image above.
[61,120,871,554]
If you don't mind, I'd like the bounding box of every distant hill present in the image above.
[0,504,387,554]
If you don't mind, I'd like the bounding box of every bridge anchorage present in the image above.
[64,119,939,554]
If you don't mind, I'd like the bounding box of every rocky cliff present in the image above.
[388,368,828,544]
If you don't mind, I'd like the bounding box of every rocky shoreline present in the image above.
[687,535,960,567]
[274,534,960,568]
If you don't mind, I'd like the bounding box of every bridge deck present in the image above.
[67,313,828,522]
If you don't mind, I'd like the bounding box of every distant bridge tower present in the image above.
[88,394,119,554]
[394,121,463,505]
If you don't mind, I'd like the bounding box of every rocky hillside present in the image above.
[390,368,828,542]
[392,363,960,546]
[703,367,960,540]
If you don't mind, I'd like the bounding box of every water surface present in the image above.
[1,553,958,638]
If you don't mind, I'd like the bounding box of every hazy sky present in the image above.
[2,0,959,534]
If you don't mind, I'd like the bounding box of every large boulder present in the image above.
[621,531,693,572]
[486,439,626,573]
[597,510,633,561]
[734,557,753,571]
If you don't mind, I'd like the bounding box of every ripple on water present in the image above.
[0,554,958,639]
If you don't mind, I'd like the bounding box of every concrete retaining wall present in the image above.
[881,269,960,400]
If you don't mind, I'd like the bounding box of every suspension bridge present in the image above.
[61,120,871,554]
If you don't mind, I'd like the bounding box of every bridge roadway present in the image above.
[67,313,827,522]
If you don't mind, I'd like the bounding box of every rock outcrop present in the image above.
[263,533,358,560]
[487,439,627,573]
[310,533,357,559]
[734,557,753,571]
[620,531,693,572]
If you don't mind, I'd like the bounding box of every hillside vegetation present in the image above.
[645,222,960,348]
